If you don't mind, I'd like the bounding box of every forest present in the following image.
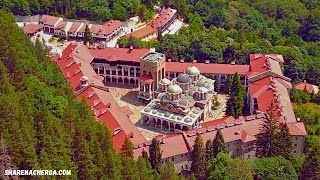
[118,0,320,85]
[0,0,156,22]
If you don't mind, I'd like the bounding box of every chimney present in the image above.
[129,46,133,53]
[167,59,172,62]
[193,60,197,63]
[205,60,210,64]
[80,75,89,88]
[304,80,306,84]
[180,59,184,63]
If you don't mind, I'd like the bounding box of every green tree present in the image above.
[278,123,293,159]
[226,72,245,118]
[300,148,320,180]
[214,76,221,92]
[291,87,311,104]
[84,24,93,45]
[256,101,280,158]
[191,135,206,180]
[149,138,162,172]
[137,157,154,180]
[113,2,128,21]
[212,129,226,157]
[120,137,134,158]
[141,149,149,159]
[224,74,232,94]
[159,162,182,180]
[253,156,298,180]
[205,140,214,162]
[207,152,253,180]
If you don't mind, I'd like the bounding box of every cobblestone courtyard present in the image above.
[106,82,227,140]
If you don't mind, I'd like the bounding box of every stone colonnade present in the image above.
[93,63,140,85]
[140,115,198,132]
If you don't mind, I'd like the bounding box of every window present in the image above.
[172,158,174,162]
[181,154,183,157]
[294,151,297,154]
[295,144,297,147]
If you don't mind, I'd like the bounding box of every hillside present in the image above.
[0,11,121,179]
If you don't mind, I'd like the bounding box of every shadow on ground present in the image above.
[135,118,176,135]
[104,82,138,89]
[119,91,141,106]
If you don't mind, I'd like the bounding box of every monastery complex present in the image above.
[53,43,306,173]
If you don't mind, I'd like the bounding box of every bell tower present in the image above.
[138,52,166,101]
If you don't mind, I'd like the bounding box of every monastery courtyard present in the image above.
[105,82,228,140]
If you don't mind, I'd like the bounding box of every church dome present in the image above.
[185,66,200,76]
[198,87,208,93]
[160,78,171,85]
[176,74,191,83]
[166,84,182,94]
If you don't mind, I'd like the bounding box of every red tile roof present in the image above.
[100,20,123,35]
[151,8,177,29]
[87,47,150,63]
[133,132,190,159]
[166,62,250,75]
[127,25,156,39]
[56,21,68,30]
[77,23,89,33]
[68,22,82,33]
[55,47,306,159]
[22,24,43,34]
[39,15,60,26]
[287,122,307,136]
[249,53,284,77]
[134,114,307,159]
[53,43,146,152]
[108,108,146,145]
[294,82,315,94]
[98,110,126,153]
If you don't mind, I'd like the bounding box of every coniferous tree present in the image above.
[84,24,93,45]
[214,76,221,92]
[212,129,226,157]
[137,157,154,180]
[159,162,182,180]
[121,157,137,180]
[300,148,320,180]
[120,137,137,180]
[278,123,293,159]
[224,74,232,94]
[191,135,206,180]
[256,101,280,158]
[205,140,214,162]
[141,149,149,160]
[121,137,134,158]
[226,72,245,118]
[149,138,162,172]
